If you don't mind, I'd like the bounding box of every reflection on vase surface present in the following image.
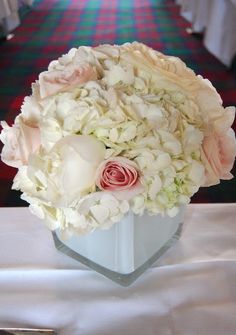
[53,207,185,286]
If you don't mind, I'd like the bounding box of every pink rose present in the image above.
[38,63,97,99]
[0,120,40,168]
[95,157,143,200]
[201,129,236,186]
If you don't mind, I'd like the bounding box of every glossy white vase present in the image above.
[53,207,185,286]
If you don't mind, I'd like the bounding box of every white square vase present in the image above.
[53,207,185,286]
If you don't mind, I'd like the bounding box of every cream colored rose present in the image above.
[0,119,40,168]
[38,62,97,99]
[201,106,236,186]
[201,129,236,186]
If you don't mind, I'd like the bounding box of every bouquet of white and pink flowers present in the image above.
[1,42,236,236]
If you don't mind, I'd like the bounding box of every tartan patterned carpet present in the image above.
[0,0,236,206]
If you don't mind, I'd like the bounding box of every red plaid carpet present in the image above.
[0,0,236,206]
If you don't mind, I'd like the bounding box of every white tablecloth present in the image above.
[0,204,236,335]
[0,0,33,35]
[203,0,236,67]
[0,0,20,34]
[177,0,212,33]
[176,0,236,67]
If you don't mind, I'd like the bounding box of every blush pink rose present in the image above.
[201,128,236,186]
[0,120,40,168]
[95,157,143,200]
[38,62,97,99]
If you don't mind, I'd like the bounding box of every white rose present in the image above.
[52,134,105,193]
[26,135,106,206]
